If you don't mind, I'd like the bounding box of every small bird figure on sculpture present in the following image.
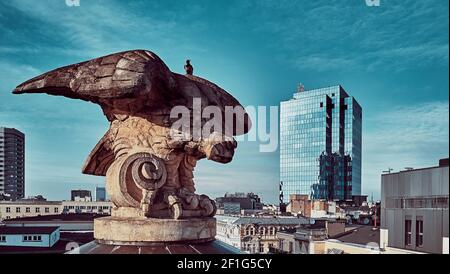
[184,59,193,75]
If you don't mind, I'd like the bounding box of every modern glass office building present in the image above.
[280,85,362,201]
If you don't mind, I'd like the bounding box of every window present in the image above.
[258,227,266,236]
[16,207,20,213]
[268,227,276,236]
[0,235,5,242]
[45,207,49,213]
[23,235,42,242]
[35,207,40,213]
[54,207,59,213]
[405,220,412,246]
[6,207,10,213]
[245,226,255,236]
[259,244,264,253]
[26,207,30,213]
[289,242,293,253]
[416,220,424,247]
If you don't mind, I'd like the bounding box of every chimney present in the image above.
[439,158,449,167]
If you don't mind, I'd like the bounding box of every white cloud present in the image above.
[362,101,449,199]
[229,0,449,72]
[3,0,208,59]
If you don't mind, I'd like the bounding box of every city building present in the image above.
[3,213,102,231]
[381,158,449,254]
[95,186,107,202]
[0,200,113,221]
[215,192,263,213]
[21,195,47,202]
[215,215,309,253]
[275,224,422,254]
[62,200,112,215]
[287,194,343,218]
[222,202,241,215]
[71,190,92,202]
[276,220,345,254]
[0,200,62,220]
[0,127,25,200]
[0,226,60,248]
[0,214,98,254]
[280,85,362,201]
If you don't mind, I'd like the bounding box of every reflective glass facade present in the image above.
[280,86,362,201]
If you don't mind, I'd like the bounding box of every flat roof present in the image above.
[0,226,59,235]
[0,200,62,205]
[217,215,309,226]
[332,225,380,245]
[3,213,106,223]
[0,232,93,254]
[381,161,449,176]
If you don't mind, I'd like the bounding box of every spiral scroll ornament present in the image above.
[128,153,167,191]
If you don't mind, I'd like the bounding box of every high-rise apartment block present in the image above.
[0,127,25,200]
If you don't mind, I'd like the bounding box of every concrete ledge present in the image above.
[94,216,216,244]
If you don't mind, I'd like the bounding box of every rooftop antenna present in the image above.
[297,83,305,93]
[279,181,286,213]
[382,167,393,174]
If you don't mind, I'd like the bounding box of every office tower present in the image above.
[280,85,362,201]
[0,127,25,200]
[96,186,107,202]
[70,189,92,202]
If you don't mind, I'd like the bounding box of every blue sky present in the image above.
[0,0,448,203]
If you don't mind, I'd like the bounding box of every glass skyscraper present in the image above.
[280,85,362,202]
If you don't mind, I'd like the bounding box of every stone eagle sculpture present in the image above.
[13,50,251,220]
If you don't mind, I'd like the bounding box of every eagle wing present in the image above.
[13,50,176,103]
[12,49,251,176]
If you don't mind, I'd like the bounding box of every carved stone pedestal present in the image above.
[94,216,216,245]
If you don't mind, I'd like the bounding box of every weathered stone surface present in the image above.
[13,49,251,244]
[68,240,241,254]
[94,217,216,244]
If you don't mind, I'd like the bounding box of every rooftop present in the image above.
[0,226,59,235]
[3,213,105,223]
[0,200,62,205]
[332,225,380,245]
[0,231,93,254]
[216,215,309,226]
[381,158,449,176]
